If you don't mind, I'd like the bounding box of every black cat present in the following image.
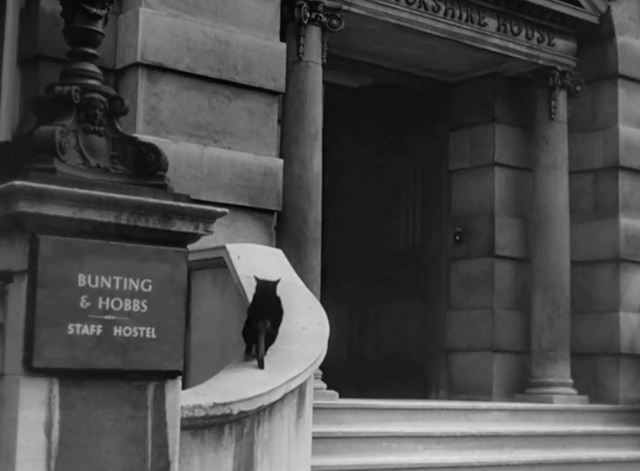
[242,276,283,369]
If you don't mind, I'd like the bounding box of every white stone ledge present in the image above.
[117,8,286,93]
[180,244,329,426]
[140,135,282,211]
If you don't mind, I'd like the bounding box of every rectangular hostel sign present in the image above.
[29,235,187,372]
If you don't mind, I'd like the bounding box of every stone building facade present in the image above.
[2,0,640,404]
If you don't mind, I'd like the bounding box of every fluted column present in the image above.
[278,0,343,400]
[515,68,588,404]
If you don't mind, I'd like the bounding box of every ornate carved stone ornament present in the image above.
[535,67,582,120]
[283,0,346,63]
[0,0,171,190]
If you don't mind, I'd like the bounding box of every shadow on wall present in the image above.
[186,257,247,388]
[180,244,330,471]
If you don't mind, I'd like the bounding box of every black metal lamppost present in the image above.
[1,0,171,190]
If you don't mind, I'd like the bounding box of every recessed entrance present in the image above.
[316,0,593,400]
[320,78,449,399]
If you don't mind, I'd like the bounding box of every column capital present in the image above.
[283,0,345,63]
[532,67,582,121]
[287,0,345,31]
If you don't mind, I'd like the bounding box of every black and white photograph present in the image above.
[0,1,638,470]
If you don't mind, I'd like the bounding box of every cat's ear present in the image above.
[274,279,281,286]
[254,276,261,283]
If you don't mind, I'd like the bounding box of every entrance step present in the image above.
[312,399,640,471]
[312,451,640,471]
[313,425,640,458]
[313,399,640,428]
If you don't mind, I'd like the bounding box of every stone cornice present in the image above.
[0,176,228,246]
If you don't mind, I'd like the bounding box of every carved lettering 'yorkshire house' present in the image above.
[391,0,557,48]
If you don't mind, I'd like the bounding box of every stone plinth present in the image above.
[0,176,226,471]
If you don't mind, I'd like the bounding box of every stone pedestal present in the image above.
[0,177,226,471]
[0,3,229,469]
[313,368,339,401]
[278,1,343,400]
[515,69,587,405]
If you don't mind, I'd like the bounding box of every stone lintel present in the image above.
[0,176,227,247]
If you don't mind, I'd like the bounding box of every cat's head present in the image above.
[254,276,281,291]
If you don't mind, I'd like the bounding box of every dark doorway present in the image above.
[320,81,449,399]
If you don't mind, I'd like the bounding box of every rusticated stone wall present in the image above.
[118,0,285,249]
[447,75,533,400]
[570,0,640,404]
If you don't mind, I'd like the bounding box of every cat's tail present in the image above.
[257,321,266,369]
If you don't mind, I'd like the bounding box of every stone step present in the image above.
[312,450,640,471]
[313,399,640,429]
[312,425,640,459]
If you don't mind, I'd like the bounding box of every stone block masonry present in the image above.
[569,0,640,404]
[447,75,532,400]
[114,4,286,248]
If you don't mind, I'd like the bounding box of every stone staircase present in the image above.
[312,399,640,471]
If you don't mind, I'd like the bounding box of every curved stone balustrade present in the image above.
[180,244,330,471]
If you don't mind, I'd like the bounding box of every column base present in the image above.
[313,369,339,401]
[514,377,589,404]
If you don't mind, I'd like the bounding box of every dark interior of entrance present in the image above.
[320,80,449,399]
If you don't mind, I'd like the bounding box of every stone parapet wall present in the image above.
[181,380,313,471]
[570,0,640,404]
[181,244,329,471]
[447,75,532,400]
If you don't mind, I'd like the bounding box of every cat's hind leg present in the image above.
[244,342,255,361]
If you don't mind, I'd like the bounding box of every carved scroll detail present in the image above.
[284,0,345,64]
[535,68,582,121]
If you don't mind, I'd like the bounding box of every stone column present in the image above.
[278,1,343,400]
[515,68,588,404]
